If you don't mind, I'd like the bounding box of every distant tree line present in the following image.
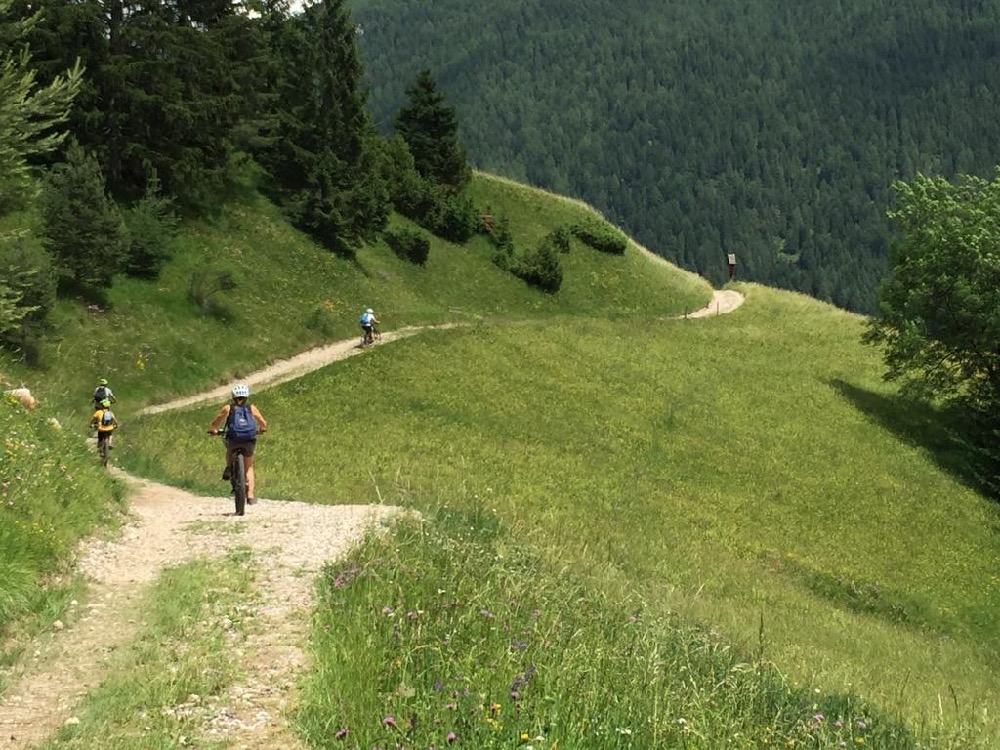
[349,0,1000,314]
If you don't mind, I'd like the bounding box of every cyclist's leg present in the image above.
[242,441,258,499]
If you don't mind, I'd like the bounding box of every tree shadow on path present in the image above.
[829,379,997,502]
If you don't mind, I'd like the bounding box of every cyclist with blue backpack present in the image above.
[207,384,268,505]
[359,307,379,345]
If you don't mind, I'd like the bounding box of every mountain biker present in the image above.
[207,384,268,505]
[93,378,116,409]
[90,398,118,450]
[359,307,379,344]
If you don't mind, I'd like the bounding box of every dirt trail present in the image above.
[0,297,741,748]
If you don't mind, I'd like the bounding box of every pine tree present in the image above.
[257,0,388,256]
[394,70,470,190]
[39,142,127,301]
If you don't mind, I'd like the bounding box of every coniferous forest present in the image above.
[349,0,1000,312]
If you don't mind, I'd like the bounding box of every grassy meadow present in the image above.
[3,173,999,747]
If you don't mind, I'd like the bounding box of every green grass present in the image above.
[4,173,999,746]
[0,397,125,644]
[125,285,1000,744]
[39,553,254,750]
[298,515,919,749]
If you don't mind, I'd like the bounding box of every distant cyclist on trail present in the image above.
[359,307,380,345]
[207,384,268,505]
[92,378,116,409]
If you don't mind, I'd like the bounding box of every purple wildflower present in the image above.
[334,728,349,739]
[446,732,457,743]
[383,715,396,727]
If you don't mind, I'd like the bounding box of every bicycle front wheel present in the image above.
[98,434,110,467]
[232,453,247,516]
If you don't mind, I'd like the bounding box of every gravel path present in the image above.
[0,296,742,748]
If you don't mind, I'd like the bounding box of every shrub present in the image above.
[385,227,430,266]
[514,236,563,293]
[571,217,628,255]
[425,187,479,243]
[549,225,572,253]
[188,268,236,320]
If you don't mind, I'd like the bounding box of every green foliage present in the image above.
[122,173,179,280]
[17,0,260,207]
[351,0,1000,313]
[512,234,563,292]
[572,216,628,255]
[299,516,917,749]
[865,171,1000,412]
[257,0,389,257]
[0,5,81,208]
[0,232,56,362]
[422,184,479,243]
[394,69,471,189]
[187,268,236,320]
[384,226,430,265]
[38,142,127,301]
[549,225,572,253]
[0,397,124,635]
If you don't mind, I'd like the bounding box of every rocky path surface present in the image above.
[0,294,742,748]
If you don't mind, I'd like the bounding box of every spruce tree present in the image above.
[394,70,470,190]
[39,142,127,301]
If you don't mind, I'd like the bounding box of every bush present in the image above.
[487,215,516,271]
[571,217,628,255]
[514,237,563,293]
[188,268,236,320]
[385,227,430,266]
[550,225,572,253]
[425,188,479,244]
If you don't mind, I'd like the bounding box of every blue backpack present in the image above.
[227,403,257,441]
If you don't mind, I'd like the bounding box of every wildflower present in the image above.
[382,606,394,616]
[813,713,825,723]
[855,739,866,746]
[520,731,530,741]
[433,681,444,692]
[446,731,457,743]
[834,720,844,729]
[383,715,396,727]
[616,727,633,735]
[855,719,868,730]
[334,728,349,739]
[489,702,501,715]
[510,690,520,700]
[406,610,420,620]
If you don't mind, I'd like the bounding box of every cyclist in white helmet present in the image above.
[208,384,268,504]
[359,307,380,345]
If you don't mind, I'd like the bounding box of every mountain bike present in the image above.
[211,430,254,516]
[361,325,381,347]
[96,431,112,467]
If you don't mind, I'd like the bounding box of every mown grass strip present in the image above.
[39,552,255,750]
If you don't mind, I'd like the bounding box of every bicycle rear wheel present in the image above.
[98,435,109,467]
[232,453,247,516]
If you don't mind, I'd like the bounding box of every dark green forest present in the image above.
[350,0,1000,312]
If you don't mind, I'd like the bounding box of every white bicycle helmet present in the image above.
[231,384,250,399]
[366,308,374,314]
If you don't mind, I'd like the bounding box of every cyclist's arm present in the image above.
[208,404,231,433]
[250,405,267,432]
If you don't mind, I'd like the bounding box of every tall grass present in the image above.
[299,515,918,749]
[0,397,124,645]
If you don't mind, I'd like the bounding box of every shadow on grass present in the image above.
[829,379,998,502]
